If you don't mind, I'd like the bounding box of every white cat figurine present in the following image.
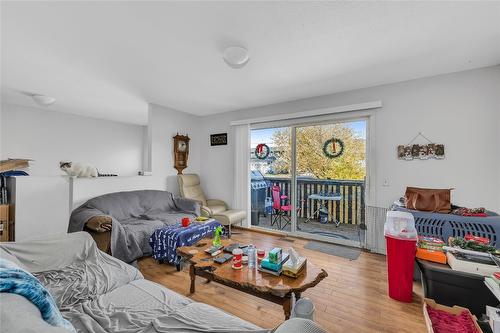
[60,161,98,177]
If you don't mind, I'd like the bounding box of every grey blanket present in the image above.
[69,190,200,263]
[25,233,266,333]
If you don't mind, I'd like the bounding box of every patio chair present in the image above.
[270,185,295,230]
[178,174,246,237]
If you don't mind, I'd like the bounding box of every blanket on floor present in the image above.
[0,258,75,332]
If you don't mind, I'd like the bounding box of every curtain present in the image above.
[232,124,250,227]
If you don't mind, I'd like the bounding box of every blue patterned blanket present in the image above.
[149,220,222,264]
[0,258,75,332]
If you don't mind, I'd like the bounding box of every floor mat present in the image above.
[304,241,361,260]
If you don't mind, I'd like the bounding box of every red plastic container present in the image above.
[181,217,190,227]
[386,235,417,302]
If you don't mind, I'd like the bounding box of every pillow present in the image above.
[0,258,75,332]
[0,247,28,270]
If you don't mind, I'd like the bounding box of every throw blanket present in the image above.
[0,258,75,332]
[149,220,222,264]
[69,190,199,263]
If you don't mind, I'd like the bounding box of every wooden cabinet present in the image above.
[0,204,11,241]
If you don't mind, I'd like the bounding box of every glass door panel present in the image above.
[249,127,292,231]
[295,120,367,246]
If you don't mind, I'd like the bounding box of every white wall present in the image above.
[1,103,144,176]
[199,66,500,212]
[149,103,202,195]
[70,176,165,209]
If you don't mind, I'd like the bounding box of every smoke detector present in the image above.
[31,94,56,106]
[223,46,250,69]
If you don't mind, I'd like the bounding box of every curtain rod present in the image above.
[229,101,382,126]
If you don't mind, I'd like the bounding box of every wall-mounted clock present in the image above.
[173,133,190,174]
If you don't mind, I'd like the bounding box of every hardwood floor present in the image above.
[138,230,427,333]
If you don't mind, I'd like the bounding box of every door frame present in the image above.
[250,109,377,248]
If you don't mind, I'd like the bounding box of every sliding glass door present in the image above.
[249,118,367,247]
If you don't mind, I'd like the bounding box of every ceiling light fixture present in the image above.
[223,46,250,69]
[31,94,56,106]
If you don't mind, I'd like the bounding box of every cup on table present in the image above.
[257,249,265,263]
[181,217,190,227]
[232,248,243,270]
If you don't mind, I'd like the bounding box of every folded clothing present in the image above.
[0,258,75,332]
[451,207,487,217]
[427,307,480,333]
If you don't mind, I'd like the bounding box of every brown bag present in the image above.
[405,187,451,213]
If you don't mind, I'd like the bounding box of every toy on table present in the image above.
[212,226,223,247]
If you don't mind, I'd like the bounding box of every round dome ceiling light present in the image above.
[223,46,250,69]
[31,94,56,106]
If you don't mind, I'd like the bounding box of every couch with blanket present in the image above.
[69,190,201,263]
[0,232,326,333]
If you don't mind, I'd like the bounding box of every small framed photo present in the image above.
[210,133,228,146]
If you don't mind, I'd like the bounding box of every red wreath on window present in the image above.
[255,143,270,159]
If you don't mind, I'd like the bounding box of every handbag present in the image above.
[405,187,451,213]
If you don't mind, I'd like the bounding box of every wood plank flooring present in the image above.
[138,230,426,333]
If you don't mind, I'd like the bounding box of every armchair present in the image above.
[178,174,246,237]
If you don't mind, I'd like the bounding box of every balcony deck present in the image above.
[254,215,365,243]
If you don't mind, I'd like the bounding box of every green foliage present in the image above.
[271,124,366,180]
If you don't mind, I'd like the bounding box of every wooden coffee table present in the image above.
[177,239,328,319]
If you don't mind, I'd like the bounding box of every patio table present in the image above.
[304,193,342,226]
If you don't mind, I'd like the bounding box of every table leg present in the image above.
[304,208,320,224]
[189,264,196,294]
[283,295,292,320]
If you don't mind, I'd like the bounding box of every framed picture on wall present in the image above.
[210,133,228,146]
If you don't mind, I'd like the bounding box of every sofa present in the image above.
[0,232,326,333]
[68,190,201,263]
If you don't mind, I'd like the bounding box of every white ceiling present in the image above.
[1,1,500,125]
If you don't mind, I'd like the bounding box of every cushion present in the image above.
[0,293,70,333]
[213,209,247,226]
[179,174,207,206]
[207,204,227,215]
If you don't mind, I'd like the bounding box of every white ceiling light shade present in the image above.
[222,46,250,69]
[31,94,56,106]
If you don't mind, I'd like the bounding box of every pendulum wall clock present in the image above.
[173,133,190,174]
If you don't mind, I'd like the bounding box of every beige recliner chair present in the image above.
[178,174,246,236]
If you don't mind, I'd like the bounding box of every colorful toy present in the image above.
[213,226,223,247]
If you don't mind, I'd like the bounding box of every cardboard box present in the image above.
[423,298,483,333]
[0,204,10,242]
[487,306,500,333]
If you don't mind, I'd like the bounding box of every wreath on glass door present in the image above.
[323,138,344,158]
[255,143,270,160]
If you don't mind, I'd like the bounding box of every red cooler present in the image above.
[385,235,417,302]
[384,211,418,303]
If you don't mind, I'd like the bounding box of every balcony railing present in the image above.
[265,177,365,225]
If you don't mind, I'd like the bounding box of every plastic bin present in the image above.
[385,211,417,302]
[291,298,315,321]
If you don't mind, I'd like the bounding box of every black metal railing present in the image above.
[265,177,365,225]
